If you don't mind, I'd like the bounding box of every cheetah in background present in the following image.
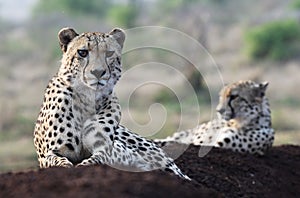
[33,27,190,180]
[155,80,274,155]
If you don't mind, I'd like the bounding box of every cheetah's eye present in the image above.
[77,49,89,58]
[106,50,115,58]
[229,94,238,100]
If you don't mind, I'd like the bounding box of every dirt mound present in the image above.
[178,145,300,197]
[0,145,299,198]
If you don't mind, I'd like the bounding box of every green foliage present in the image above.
[202,0,226,5]
[156,0,199,13]
[154,89,181,113]
[278,97,300,107]
[33,0,112,18]
[33,0,140,28]
[0,38,30,55]
[0,115,34,141]
[108,4,138,28]
[290,0,300,9]
[244,19,300,61]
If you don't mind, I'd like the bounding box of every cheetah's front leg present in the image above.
[77,151,110,166]
[76,116,114,166]
[41,154,73,168]
[78,109,120,166]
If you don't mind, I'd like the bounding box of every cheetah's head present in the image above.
[216,80,269,125]
[57,27,125,91]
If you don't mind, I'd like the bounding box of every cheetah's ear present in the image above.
[58,27,79,53]
[109,28,125,48]
[259,81,269,90]
[254,81,269,102]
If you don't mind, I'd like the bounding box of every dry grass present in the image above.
[274,131,300,145]
[0,138,37,173]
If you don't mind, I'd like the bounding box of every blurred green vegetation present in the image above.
[272,109,298,131]
[0,115,33,141]
[278,97,300,107]
[0,138,37,172]
[0,37,32,59]
[108,2,139,28]
[290,0,300,9]
[244,19,300,61]
[33,0,139,28]
[156,0,199,12]
[154,73,209,110]
[33,0,111,18]
[154,89,181,113]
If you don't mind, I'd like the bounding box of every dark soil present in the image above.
[0,145,299,198]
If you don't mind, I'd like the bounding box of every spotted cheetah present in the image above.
[155,80,274,155]
[33,27,190,180]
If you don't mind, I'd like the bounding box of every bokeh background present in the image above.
[0,0,300,172]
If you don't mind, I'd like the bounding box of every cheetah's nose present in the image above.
[91,69,106,80]
[217,108,225,114]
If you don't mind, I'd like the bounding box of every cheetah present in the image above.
[33,27,190,180]
[155,80,274,155]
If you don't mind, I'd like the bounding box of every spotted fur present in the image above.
[155,80,274,155]
[33,27,190,180]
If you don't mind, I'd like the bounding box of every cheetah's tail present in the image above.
[154,130,193,147]
[164,160,191,181]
